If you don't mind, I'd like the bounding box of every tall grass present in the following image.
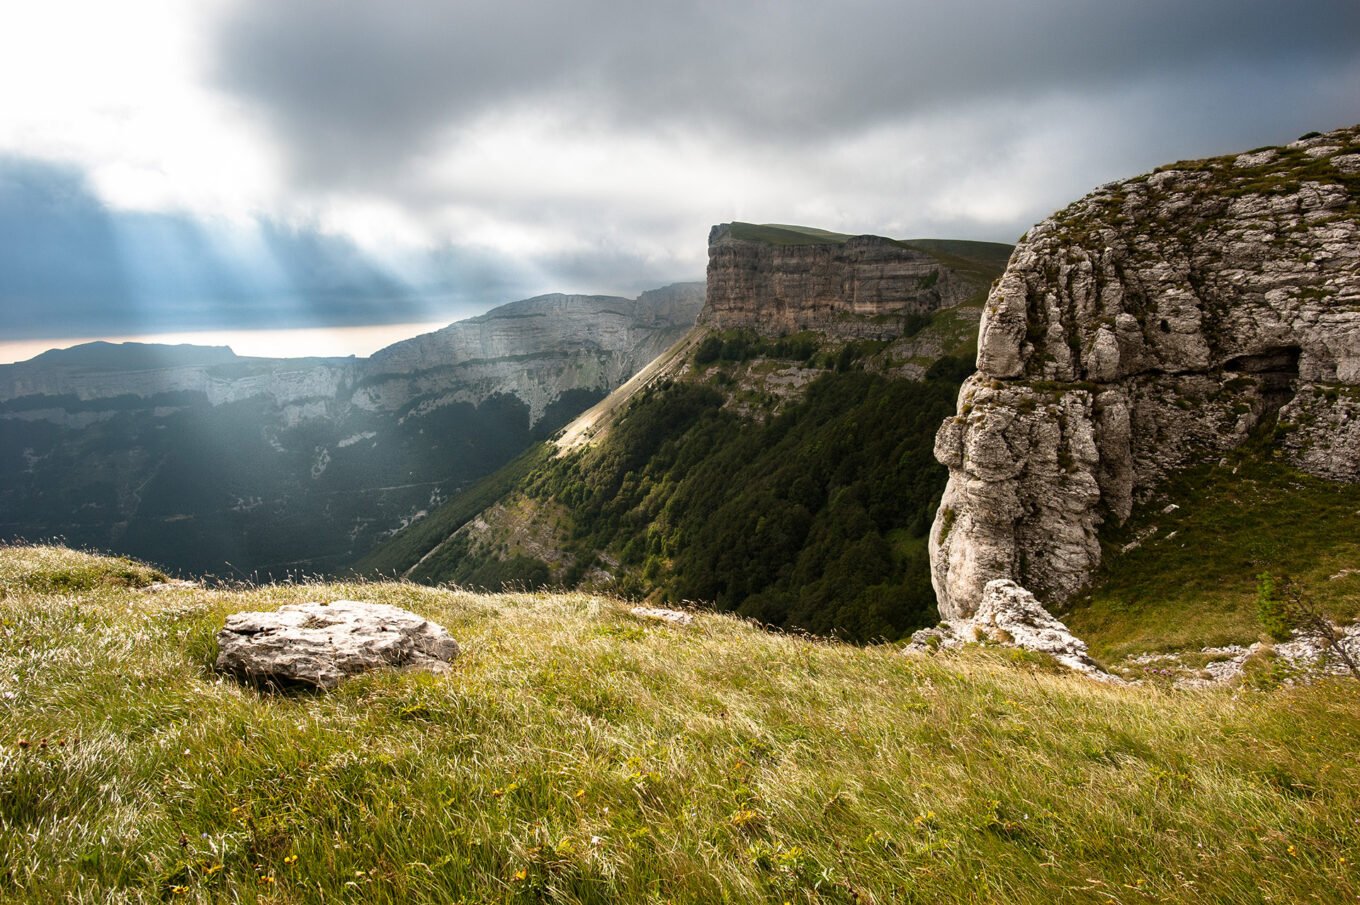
[2,545,1357,903]
[1066,451,1360,662]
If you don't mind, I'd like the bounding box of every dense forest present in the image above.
[435,355,972,642]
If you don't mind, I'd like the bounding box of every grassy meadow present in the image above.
[2,544,1358,903]
[1066,449,1360,663]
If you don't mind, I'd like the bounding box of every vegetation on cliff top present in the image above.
[3,544,1359,904]
[722,222,1014,279]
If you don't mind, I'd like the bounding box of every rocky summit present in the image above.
[930,124,1360,619]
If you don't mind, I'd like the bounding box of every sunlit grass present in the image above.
[2,544,1358,903]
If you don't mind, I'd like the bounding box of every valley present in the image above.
[0,286,702,577]
[358,227,1012,641]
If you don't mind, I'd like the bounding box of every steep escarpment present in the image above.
[931,125,1360,620]
[0,284,701,575]
[703,223,1005,338]
[360,286,702,423]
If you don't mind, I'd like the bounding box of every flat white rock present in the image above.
[629,606,695,626]
[216,600,459,689]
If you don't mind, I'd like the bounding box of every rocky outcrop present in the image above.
[907,579,1115,680]
[216,600,459,689]
[931,124,1360,619]
[702,224,990,338]
[1126,622,1360,688]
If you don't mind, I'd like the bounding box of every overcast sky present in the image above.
[1,0,1358,354]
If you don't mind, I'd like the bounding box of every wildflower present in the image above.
[283,854,299,865]
[513,868,528,882]
[171,886,188,895]
[259,875,275,884]
[730,809,760,828]
[1288,845,1297,856]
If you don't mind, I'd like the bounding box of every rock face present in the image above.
[216,600,459,689]
[931,124,1360,619]
[362,287,703,424]
[907,579,1113,679]
[702,224,988,338]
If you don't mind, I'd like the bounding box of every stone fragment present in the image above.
[629,606,695,626]
[216,600,459,689]
[907,580,1118,681]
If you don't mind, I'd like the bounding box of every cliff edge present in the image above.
[702,223,1006,338]
[930,125,1360,619]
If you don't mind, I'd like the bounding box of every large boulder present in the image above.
[907,579,1115,680]
[216,600,459,689]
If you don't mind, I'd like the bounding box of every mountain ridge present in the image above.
[0,283,703,575]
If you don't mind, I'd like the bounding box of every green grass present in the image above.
[1065,449,1360,662]
[0,545,167,596]
[3,544,1360,903]
[724,223,856,246]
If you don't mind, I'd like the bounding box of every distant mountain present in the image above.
[0,283,703,576]
[359,226,1012,641]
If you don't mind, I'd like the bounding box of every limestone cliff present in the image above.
[930,125,1360,619]
[702,223,1001,338]
[360,286,702,424]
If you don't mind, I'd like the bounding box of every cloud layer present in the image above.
[2,0,1358,341]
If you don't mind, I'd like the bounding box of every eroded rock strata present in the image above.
[931,125,1360,619]
[702,224,985,337]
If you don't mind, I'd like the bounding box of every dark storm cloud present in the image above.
[214,0,1360,187]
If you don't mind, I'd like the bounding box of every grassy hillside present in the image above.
[400,366,969,642]
[353,444,555,579]
[1064,444,1360,663]
[3,544,1359,904]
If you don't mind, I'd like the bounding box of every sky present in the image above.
[1,0,1358,362]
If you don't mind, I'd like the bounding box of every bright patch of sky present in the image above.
[0,322,454,366]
